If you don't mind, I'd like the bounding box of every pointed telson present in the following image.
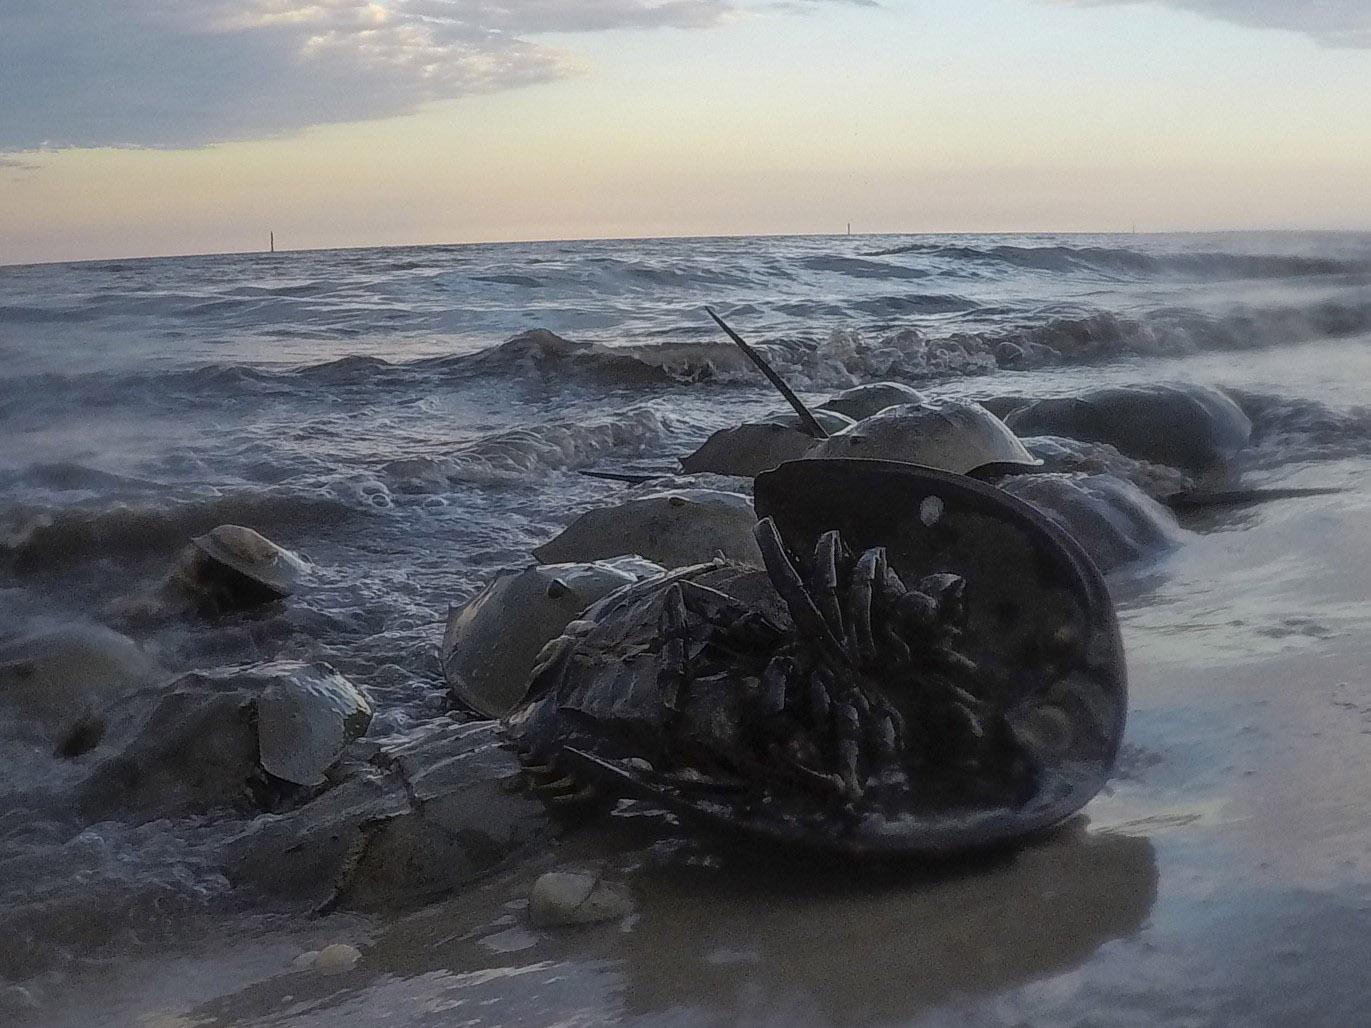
[704,307,829,440]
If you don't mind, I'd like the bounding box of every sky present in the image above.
[1,0,1369,264]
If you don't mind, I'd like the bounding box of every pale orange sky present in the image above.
[2,0,1369,264]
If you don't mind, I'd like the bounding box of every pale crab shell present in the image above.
[442,556,665,718]
[256,661,373,786]
[818,381,926,421]
[808,400,1039,475]
[187,524,311,598]
[533,490,762,568]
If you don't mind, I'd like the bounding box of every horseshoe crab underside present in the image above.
[505,459,1127,857]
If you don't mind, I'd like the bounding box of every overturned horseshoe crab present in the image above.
[504,459,1126,857]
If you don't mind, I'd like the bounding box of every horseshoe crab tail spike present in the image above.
[704,306,829,440]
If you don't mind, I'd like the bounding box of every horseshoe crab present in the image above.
[1004,383,1252,474]
[168,524,311,615]
[533,490,762,569]
[504,459,1126,857]
[443,556,664,718]
[819,382,925,421]
[75,660,372,820]
[808,400,1040,477]
[679,411,852,478]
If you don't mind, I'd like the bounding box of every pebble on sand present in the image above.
[294,943,363,975]
[529,871,633,928]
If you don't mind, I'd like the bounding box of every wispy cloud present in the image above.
[0,1,743,150]
[1059,1,1371,48]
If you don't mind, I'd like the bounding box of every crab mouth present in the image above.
[651,517,1040,815]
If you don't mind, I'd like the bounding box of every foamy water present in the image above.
[4,232,1371,1026]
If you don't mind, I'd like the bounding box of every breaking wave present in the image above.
[868,242,1368,281]
[379,406,679,490]
[0,489,357,570]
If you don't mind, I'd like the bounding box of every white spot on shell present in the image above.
[920,496,944,526]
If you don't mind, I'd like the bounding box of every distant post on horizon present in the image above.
[270,231,275,253]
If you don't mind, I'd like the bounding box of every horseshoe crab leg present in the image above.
[754,518,847,664]
[812,530,847,643]
[845,548,883,667]
[659,583,692,713]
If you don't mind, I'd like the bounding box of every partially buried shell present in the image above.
[256,661,373,786]
[175,524,311,613]
[808,400,1039,477]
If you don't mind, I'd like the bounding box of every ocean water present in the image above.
[4,232,1371,1025]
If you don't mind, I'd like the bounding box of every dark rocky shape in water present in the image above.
[533,490,761,569]
[998,472,1183,572]
[226,719,549,910]
[819,382,926,420]
[443,557,663,719]
[73,661,371,822]
[1005,383,1252,473]
[0,624,162,755]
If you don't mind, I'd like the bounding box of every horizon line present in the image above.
[5,225,1371,271]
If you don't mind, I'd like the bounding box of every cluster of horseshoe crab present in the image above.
[448,312,1337,856]
[438,312,1162,857]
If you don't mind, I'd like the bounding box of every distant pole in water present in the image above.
[270,231,275,253]
[847,222,851,236]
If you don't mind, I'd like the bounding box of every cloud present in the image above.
[1059,1,1371,48]
[0,1,737,150]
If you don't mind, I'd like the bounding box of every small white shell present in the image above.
[256,662,372,786]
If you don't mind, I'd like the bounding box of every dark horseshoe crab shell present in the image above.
[541,458,1127,858]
